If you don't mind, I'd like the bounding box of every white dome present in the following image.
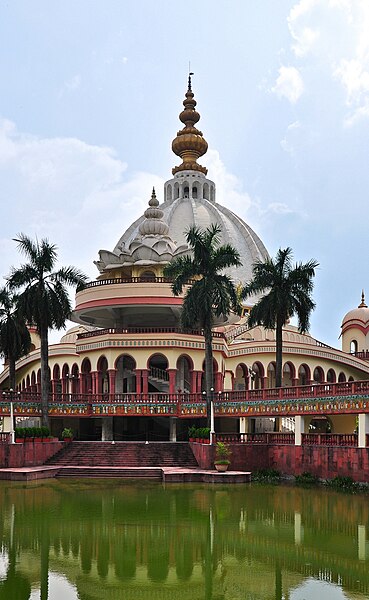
[112,189,269,286]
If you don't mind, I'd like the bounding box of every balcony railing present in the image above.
[84,276,182,289]
[301,433,358,446]
[77,326,225,340]
[4,379,369,405]
[215,432,295,444]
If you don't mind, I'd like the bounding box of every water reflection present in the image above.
[0,480,368,599]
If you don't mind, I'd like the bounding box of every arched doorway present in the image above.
[313,366,324,384]
[176,355,193,393]
[115,355,136,393]
[283,362,295,387]
[81,358,92,394]
[234,364,248,391]
[97,356,109,394]
[251,362,264,389]
[148,354,169,392]
[298,364,310,385]
[267,362,276,388]
[326,368,336,383]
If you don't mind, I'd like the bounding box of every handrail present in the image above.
[3,379,369,407]
[77,327,225,340]
[83,276,196,289]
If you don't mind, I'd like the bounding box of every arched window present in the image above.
[313,366,324,383]
[326,369,336,383]
[350,340,358,354]
[192,186,198,198]
[338,372,346,383]
[184,186,189,198]
[298,364,310,385]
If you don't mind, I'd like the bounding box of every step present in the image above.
[56,467,162,479]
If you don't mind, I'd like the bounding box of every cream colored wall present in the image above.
[342,329,369,353]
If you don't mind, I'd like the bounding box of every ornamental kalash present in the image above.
[1,77,369,444]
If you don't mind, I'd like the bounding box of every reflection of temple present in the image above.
[1,481,369,599]
[1,78,369,442]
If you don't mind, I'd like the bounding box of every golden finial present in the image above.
[172,74,208,176]
[358,290,367,308]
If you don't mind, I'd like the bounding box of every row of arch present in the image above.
[235,362,354,390]
[17,354,354,396]
[164,180,215,203]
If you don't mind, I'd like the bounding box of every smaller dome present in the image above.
[341,291,369,332]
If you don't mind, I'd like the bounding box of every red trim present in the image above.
[75,297,183,311]
[342,322,369,335]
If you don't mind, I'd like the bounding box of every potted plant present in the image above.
[41,426,50,441]
[15,427,24,443]
[214,441,232,472]
[188,425,196,442]
[61,427,73,442]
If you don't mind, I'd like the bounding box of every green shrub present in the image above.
[61,428,73,439]
[188,426,196,439]
[253,468,281,483]
[41,426,50,438]
[295,471,319,485]
[326,476,360,492]
[15,427,25,438]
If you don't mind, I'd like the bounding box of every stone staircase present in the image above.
[45,442,198,478]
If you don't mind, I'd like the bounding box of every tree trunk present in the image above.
[8,356,16,391]
[40,325,50,428]
[204,321,214,429]
[275,317,283,388]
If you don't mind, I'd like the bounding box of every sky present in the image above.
[0,0,368,349]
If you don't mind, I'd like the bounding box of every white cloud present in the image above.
[0,118,162,281]
[272,66,304,103]
[286,0,369,123]
[204,149,253,215]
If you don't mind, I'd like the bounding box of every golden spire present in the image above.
[358,289,367,308]
[172,74,208,175]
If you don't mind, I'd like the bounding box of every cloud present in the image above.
[204,149,253,216]
[0,117,162,282]
[272,66,304,103]
[286,0,369,123]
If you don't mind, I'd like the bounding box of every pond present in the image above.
[0,479,368,599]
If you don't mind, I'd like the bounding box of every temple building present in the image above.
[1,78,369,441]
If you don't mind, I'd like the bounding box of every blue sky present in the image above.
[0,0,368,348]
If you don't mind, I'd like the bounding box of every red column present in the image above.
[91,371,98,394]
[197,371,203,392]
[214,372,223,392]
[167,369,177,394]
[292,378,299,386]
[262,377,268,389]
[108,370,116,395]
[135,369,142,394]
[142,369,149,394]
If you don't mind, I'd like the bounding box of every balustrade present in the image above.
[302,433,358,447]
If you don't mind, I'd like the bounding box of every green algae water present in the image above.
[0,480,369,600]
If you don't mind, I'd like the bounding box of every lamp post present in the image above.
[210,387,215,445]
[3,388,17,444]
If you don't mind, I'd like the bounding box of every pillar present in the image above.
[239,417,249,434]
[358,413,369,448]
[168,369,177,394]
[108,370,116,395]
[91,371,99,394]
[294,415,305,446]
[142,369,149,394]
[2,416,12,432]
[214,372,223,392]
[169,417,177,441]
[135,369,142,394]
[197,371,203,392]
[101,417,114,441]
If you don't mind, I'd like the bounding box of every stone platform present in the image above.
[0,465,251,483]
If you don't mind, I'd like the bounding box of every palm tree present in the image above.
[0,287,32,390]
[8,234,88,426]
[243,247,318,388]
[164,224,242,427]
